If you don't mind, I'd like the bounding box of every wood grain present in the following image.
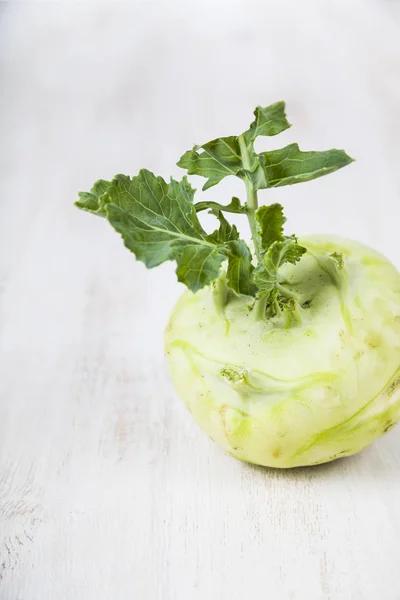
[1,1,399,599]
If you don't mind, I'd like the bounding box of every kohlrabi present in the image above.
[76,102,400,468]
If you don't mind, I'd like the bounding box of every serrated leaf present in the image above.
[244,101,291,144]
[175,245,227,292]
[77,169,258,296]
[226,240,256,296]
[195,197,245,215]
[83,170,230,292]
[177,137,243,191]
[207,211,239,244]
[77,101,354,303]
[75,179,112,216]
[104,171,206,267]
[256,203,286,251]
[254,237,306,299]
[258,143,354,188]
[177,102,292,190]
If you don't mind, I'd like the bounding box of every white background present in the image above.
[1,1,400,599]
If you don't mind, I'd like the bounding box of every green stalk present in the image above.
[238,135,261,263]
[284,302,304,328]
[254,295,268,320]
[238,135,264,319]
[276,283,302,304]
[212,274,231,333]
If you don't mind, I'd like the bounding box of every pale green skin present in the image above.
[165,236,400,468]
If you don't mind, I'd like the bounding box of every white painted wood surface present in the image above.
[1,2,400,598]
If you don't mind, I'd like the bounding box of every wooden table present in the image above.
[1,2,399,598]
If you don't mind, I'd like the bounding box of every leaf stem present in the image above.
[284,302,304,328]
[238,135,261,263]
[212,274,231,333]
[276,282,302,303]
[254,296,268,320]
[212,274,229,312]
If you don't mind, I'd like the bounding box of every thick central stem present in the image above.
[238,135,261,262]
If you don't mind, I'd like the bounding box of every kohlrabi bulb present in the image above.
[77,101,399,469]
[165,236,400,468]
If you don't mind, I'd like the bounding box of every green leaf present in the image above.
[178,104,353,193]
[258,143,354,188]
[177,137,243,191]
[244,101,291,144]
[77,101,355,304]
[75,179,112,216]
[256,203,286,251]
[77,170,257,295]
[175,245,227,292]
[177,101,290,190]
[206,213,256,295]
[254,237,306,300]
[207,211,239,244]
[226,240,256,296]
[104,171,205,267]
[90,170,229,291]
[195,197,245,215]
